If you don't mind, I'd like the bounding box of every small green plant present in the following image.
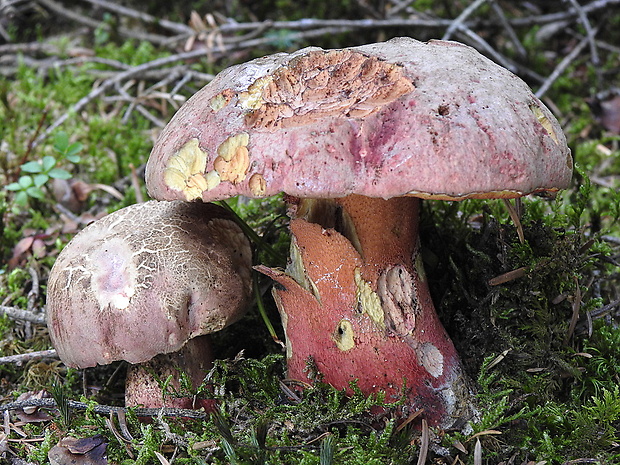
[5,131,82,208]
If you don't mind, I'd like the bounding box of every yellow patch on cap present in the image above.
[249,173,267,197]
[213,133,251,184]
[209,89,234,112]
[239,76,273,110]
[163,139,210,201]
[530,103,559,145]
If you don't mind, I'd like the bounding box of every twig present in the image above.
[79,0,193,35]
[386,0,416,18]
[8,459,37,465]
[22,0,620,41]
[31,48,213,147]
[507,0,620,27]
[0,306,47,325]
[489,0,527,58]
[26,267,40,312]
[0,55,132,79]
[416,418,429,465]
[0,41,65,55]
[442,0,488,41]
[535,34,591,98]
[601,235,620,245]
[207,3,616,33]
[455,25,519,73]
[0,21,10,42]
[10,111,48,183]
[565,0,601,66]
[114,80,166,127]
[0,397,210,420]
[586,298,620,320]
[0,349,58,366]
[564,276,582,344]
[129,163,144,203]
[37,0,172,46]
[566,0,605,91]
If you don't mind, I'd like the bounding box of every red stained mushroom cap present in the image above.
[146,37,572,203]
[46,200,252,368]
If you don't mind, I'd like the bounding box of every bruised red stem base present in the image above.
[260,195,472,428]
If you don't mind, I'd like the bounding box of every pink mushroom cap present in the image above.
[145,37,572,204]
[46,200,252,368]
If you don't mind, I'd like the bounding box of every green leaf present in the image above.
[20,161,42,173]
[41,155,57,172]
[5,182,22,192]
[66,142,83,158]
[48,168,72,180]
[66,154,81,164]
[33,174,49,188]
[53,131,69,153]
[18,175,34,188]
[26,186,45,199]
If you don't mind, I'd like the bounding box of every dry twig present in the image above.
[0,306,46,325]
[0,397,210,420]
[0,349,58,366]
[535,34,591,98]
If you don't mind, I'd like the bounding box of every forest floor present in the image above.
[1,1,620,464]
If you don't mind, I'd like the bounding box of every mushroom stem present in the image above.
[261,195,472,427]
[125,335,216,411]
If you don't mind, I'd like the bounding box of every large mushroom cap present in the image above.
[146,37,572,203]
[46,200,252,368]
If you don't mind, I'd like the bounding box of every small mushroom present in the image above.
[145,38,572,427]
[46,200,252,409]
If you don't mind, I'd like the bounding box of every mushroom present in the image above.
[46,200,252,409]
[144,38,572,427]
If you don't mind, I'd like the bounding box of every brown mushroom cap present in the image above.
[46,200,252,368]
[145,37,572,203]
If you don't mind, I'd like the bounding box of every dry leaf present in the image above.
[48,435,107,465]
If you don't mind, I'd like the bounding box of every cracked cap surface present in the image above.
[46,201,252,368]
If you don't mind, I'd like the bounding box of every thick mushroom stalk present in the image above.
[144,38,572,427]
[258,196,470,425]
[46,200,252,409]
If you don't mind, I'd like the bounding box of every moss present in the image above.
[2,4,620,463]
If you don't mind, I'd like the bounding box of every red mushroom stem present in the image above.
[259,195,471,427]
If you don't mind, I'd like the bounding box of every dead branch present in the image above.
[79,0,193,35]
[535,34,591,98]
[37,0,173,46]
[0,397,210,420]
[442,0,488,41]
[0,349,58,366]
[31,48,216,147]
[0,306,46,325]
[489,0,527,59]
